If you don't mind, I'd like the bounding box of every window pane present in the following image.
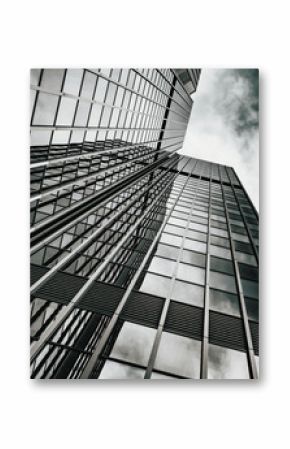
[160,233,182,247]
[184,239,206,253]
[33,93,58,125]
[232,232,249,243]
[211,235,230,248]
[56,97,77,125]
[110,322,156,366]
[99,360,145,379]
[210,245,231,260]
[238,263,259,281]
[235,252,257,266]
[155,243,179,261]
[245,297,259,321]
[177,263,205,285]
[211,227,228,238]
[168,217,187,228]
[209,271,237,294]
[171,280,204,307]
[154,332,201,378]
[208,344,249,379]
[234,241,253,254]
[164,224,184,237]
[147,256,176,277]
[64,69,83,95]
[139,273,171,298]
[241,278,259,299]
[181,249,206,267]
[187,229,207,242]
[41,69,64,91]
[210,256,234,275]
[209,289,240,317]
[189,221,208,233]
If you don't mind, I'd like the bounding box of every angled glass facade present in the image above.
[30,68,258,379]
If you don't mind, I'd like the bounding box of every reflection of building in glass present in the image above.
[30,68,259,379]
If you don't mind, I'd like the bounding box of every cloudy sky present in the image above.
[180,69,259,210]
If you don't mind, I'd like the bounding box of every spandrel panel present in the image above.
[154,332,201,378]
[208,344,249,379]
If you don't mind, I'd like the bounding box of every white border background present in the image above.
[1,1,289,447]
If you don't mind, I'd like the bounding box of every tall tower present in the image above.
[30,69,258,379]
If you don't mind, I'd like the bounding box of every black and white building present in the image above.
[30,68,258,379]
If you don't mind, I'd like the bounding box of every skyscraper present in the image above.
[30,68,258,379]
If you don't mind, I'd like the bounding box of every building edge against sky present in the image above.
[30,68,258,379]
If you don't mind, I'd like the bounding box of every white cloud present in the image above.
[180,69,259,210]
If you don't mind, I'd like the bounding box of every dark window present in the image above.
[210,256,234,275]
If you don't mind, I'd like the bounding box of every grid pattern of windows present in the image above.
[30,68,258,380]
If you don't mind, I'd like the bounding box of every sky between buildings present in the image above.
[180,69,259,211]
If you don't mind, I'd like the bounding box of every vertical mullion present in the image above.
[200,164,212,378]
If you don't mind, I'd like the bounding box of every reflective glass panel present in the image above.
[245,297,259,321]
[171,280,204,307]
[211,227,228,238]
[235,252,257,266]
[110,322,156,366]
[147,256,176,277]
[177,263,205,285]
[184,239,206,253]
[139,273,171,298]
[209,289,240,317]
[99,361,145,379]
[210,245,231,260]
[210,256,234,275]
[181,249,206,267]
[208,344,249,379]
[209,271,237,293]
[154,332,201,378]
[160,233,182,247]
[187,229,207,242]
[33,93,58,125]
[241,279,259,299]
[155,243,179,261]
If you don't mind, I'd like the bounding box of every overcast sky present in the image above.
[180,69,259,210]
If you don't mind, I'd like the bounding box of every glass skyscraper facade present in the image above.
[30,68,259,379]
